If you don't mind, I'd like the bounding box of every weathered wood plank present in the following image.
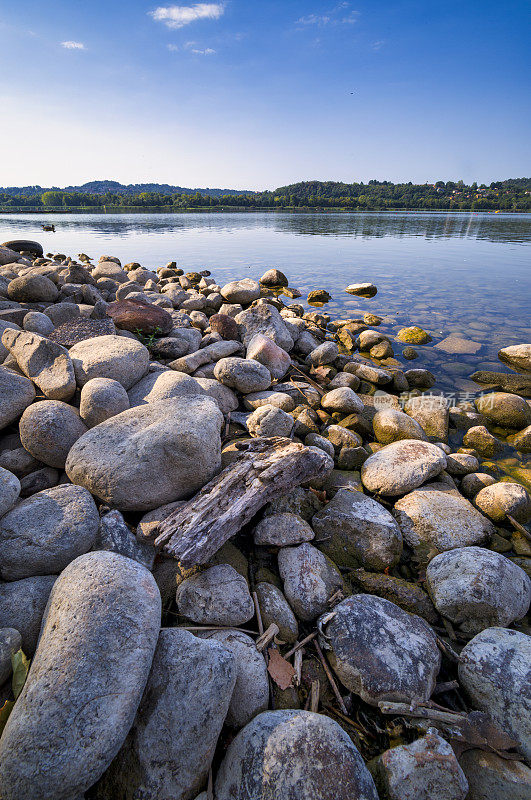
[152,437,333,566]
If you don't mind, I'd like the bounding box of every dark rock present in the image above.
[49,317,115,348]
[106,299,173,336]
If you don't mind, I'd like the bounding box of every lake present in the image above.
[1,210,530,404]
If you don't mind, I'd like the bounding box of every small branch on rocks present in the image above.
[252,591,264,637]
[378,701,466,724]
[435,634,462,663]
[507,514,531,541]
[153,437,332,566]
[313,640,348,716]
[433,680,460,695]
[180,625,259,635]
[284,631,318,659]
[310,679,320,712]
[256,623,279,652]
[293,648,304,686]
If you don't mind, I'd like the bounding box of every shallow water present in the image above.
[1,210,530,400]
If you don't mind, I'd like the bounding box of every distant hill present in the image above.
[0,180,256,198]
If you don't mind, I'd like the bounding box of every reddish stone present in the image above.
[210,313,239,341]
[106,299,173,336]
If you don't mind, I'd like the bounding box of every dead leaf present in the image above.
[267,648,296,690]
[11,648,30,700]
[0,700,14,735]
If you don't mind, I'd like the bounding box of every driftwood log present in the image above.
[153,437,333,566]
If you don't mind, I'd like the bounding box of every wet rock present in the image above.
[278,542,343,621]
[308,289,331,303]
[469,369,531,396]
[403,397,449,445]
[312,488,402,570]
[474,481,531,524]
[350,568,437,624]
[0,484,99,580]
[246,333,291,380]
[247,404,294,437]
[445,452,479,476]
[458,628,531,760]
[396,326,432,345]
[260,268,288,287]
[475,392,531,429]
[458,749,531,800]
[236,303,294,351]
[255,582,299,643]
[176,564,254,626]
[215,710,379,800]
[79,377,130,427]
[373,408,428,444]
[361,440,447,496]
[460,472,496,498]
[402,346,418,359]
[8,274,58,303]
[200,629,268,728]
[0,575,56,655]
[426,547,530,635]
[127,369,205,407]
[512,424,531,453]
[1,329,76,401]
[394,484,494,556]
[19,400,88,469]
[463,425,504,457]
[404,369,436,389]
[106,298,173,335]
[214,356,271,393]
[95,628,236,800]
[306,341,339,367]
[0,553,160,800]
[66,397,222,511]
[96,510,155,570]
[498,344,531,374]
[369,731,468,800]
[345,283,377,298]
[220,278,260,305]
[253,512,314,547]
[0,467,20,517]
[321,594,441,704]
[69,334,149,389]
[0,628,21,684]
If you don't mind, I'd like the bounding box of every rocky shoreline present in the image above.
[0,239,529,799]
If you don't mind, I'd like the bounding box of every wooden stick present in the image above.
[180,625,259,635]
[154,437,332,565]
[284,631,317,659]
[256,623,279,652]
[293,648,304,686]
[436,634,462,663]
[313,640,348,716]
[253,591,264,637]
[289,363,325,396]
[507,514,531,542]
[310,680,320,713]
[433,680,460,695]
[442,617,457,641]
[378,701,466,724]
[324,703,374,738]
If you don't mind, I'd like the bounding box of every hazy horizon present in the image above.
[2,1,530,189]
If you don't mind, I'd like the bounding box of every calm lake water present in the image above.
[1,210,530,403]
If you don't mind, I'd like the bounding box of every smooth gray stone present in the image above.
[0,575,56,655]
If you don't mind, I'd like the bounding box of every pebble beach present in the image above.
[0,237,529,799]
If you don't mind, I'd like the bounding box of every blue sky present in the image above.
[1,1,530,189]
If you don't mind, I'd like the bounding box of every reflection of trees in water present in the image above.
[0,211,529,244]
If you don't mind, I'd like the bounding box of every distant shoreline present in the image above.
[0,206,526,215]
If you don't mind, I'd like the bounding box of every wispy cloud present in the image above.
[372,40,385,51]
[150,3,224,29]
[183,41,216,54]
[297,3,358,27]
[61,41,85,50]
[167,43,180,51]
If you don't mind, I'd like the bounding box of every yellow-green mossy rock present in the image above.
[396,326,432,345]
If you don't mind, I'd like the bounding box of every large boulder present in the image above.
[474,482,531,524]
[475,392,531,429]
[459,628,531,760]
[235,303,294,351]
[404,395,449,442]
[373,408,428,444]
[498,344,531,374]
[106,298,173,335]
[0,575,56,655]
[0,484,99,580]
[320,594,441,705]
[394,485,495,556]
[214,357,271,393]
[19,400,88,469]
[215,710,379,800]
[65,397,223,511]
[0,552,161,800]
[8,274,58,303]
[1,329,76,401]
[94,629,236,800]
[69,334,149,389]
[127,370,206,407]
[0,366,36,431]
[426,547,531,635]
[220,278,260,305]
[312,488,402,570]
[361,440,447,496]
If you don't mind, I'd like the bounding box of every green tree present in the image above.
[41,191,65,206]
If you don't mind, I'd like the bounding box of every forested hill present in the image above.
[1,178,530,210]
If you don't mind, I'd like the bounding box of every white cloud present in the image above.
[150,3,224,29]
[297,3,358,27]
[372,40,385,51]
[191,47,216,54]
[167,43,179,51]
[61,41,85,50]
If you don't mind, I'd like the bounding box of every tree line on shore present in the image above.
[1,177,529,211]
